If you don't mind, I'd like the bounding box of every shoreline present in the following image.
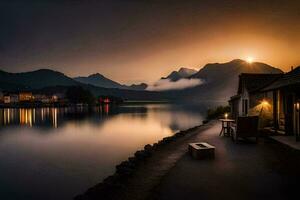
[75,120,214,200]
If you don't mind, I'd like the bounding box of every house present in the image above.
[229,73,282,119]
[52,93,65,103]
[229,67,300,140]
[262,67,300,138]
[34,94,51,103]
[3,96,10,104]
[19,92,33,102]
[3,94,19,104]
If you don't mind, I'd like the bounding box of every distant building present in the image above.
[34,94,50,103]
[4,94,19,104]
[52,95,58,102]
[19,92,33,102]
[53,93,65,102]
[3,96,10,104]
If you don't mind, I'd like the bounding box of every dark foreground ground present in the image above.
[150,123,300,200]
[78,122,300,200]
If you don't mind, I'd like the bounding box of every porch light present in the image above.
[259,99,270,116]
[224,113,228,119]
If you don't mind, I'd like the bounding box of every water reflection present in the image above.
[0,104,207,200]
[0,106,110,129]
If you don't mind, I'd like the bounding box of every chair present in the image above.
[231,116,259,143]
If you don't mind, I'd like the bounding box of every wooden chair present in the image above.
[231,116,259,143]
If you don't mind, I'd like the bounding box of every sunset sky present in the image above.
[1,0,300,84]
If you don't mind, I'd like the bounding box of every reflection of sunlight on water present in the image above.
[147,109,202,131]
[51,108,58,128]
[0,104,204,131]
[19,109,33,127]
[1,107,60,128]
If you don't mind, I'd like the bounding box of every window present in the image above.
[242,99,248,116]
[244,99,248,115]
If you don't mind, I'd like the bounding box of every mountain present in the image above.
[0,59,284,103]
[0,69,78,91]
[128,83,148,90]
[74,73,128,89]
[171,59,283,102]
[162,67,197,81]
[74,73,149,91]
[0,69,166,101]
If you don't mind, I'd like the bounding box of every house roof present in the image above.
[262,66,300,91]
[238,73,282,94]
[229,94,241,102]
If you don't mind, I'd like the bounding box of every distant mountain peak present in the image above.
[128,83,148,90]
[178,67,197,77]
[88,73,105,78]
[162,67,197,81]
[74,73,127,89]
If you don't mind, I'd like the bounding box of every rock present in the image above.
[101,175,123,189]
[144,144,153,152]
[128,156,138,164]
[134,150,147,160]
[152,143,159,149]
[158,140,165,145]
[116,161,135,176]
[175,131,185,137]
[163,136,173,143]
[203,120,209,124]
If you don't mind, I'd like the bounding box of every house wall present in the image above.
[240,89,249,116]
[272,87,300,136]
[294,98,300,139]
[229,98,240,119]
[276,90,285,131]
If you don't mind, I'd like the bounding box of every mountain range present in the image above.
[0,59,284,102]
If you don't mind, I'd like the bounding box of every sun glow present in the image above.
[246,57,254,63]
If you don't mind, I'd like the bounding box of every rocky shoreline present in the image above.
[75,120,212,200]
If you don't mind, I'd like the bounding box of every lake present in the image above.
[0,103,209,200]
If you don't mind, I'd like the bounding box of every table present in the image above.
[219,119,235,136]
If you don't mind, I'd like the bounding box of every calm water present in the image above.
[0,103,208,200]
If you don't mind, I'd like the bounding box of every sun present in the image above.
[246,57,254,63]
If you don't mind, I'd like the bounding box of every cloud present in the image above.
[146,78,203,91]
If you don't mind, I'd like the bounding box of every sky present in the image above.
[1,0,300,84]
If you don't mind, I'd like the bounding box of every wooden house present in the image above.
[262,67,300,138]
[229,73,282,119]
